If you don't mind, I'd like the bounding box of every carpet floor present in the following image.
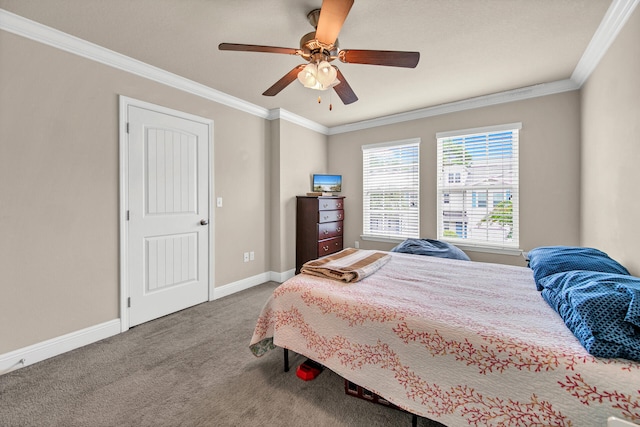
[0,281,444,426]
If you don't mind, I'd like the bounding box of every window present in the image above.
[472,191,487,208]
[447,172,461,183]
[493,191,509,207]
[436,123,520,250]
[362,139,420,240]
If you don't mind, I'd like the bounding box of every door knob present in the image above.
[200,219,209,225]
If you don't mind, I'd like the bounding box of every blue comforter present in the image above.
[527,246,630,290]
[540,270,640,361]
[390,239,470,261]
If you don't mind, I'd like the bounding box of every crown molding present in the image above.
[0,8,270,120]
[328,80,579,135]
[571,0,640,86]
[2,0,638,136]
[268,108,330,135]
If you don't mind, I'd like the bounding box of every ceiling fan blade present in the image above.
[219,43,299,55]
[339,49,420,68]
[262,65,306,96]
[333,68,358,105]
[315,0,354,46]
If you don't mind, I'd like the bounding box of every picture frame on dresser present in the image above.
[295,196,345,274]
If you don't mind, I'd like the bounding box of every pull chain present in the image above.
[315,93,333,111]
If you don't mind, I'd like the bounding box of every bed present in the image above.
[249,247,640,426]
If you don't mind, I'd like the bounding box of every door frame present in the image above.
[118,95,214,332]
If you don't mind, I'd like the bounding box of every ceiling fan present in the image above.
[218,0,420,105]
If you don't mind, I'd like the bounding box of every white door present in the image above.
[127,105,210,327]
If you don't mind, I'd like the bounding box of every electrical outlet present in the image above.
[250,251,255,261]
[243,252,249,262]
[217,197,223,207]
[355,241,360,249]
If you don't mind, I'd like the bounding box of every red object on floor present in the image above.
[296,360,323,381]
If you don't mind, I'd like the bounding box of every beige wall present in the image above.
[0,31,275,353]
[328,91,582,266]
[581,6,640,275]
[281,121,328,272]
[270,120,327,272]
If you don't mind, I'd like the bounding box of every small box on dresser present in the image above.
[296,196,345,274]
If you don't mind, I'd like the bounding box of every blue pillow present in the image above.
[540,270,640,361]
[528,246,630,290]
[391,239,470,261]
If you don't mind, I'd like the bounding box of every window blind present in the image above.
[436,124,520,249]
[362,139,420,240]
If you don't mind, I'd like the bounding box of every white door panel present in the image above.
[127,105,209,327]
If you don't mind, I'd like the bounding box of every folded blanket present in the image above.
[300,248,390,283]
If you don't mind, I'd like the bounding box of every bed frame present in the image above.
[283,347,421,425]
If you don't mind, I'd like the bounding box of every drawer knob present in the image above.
[322,246,329,251]
[337,214,342,219]
[323,230,329,235]
[337,227,341,232]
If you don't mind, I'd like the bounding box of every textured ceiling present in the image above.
[0,0,613,127]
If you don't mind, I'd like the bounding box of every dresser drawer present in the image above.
[318,198,344,211]
[318,209,344,223]
[317,237,343,257]
[318,221,343,240]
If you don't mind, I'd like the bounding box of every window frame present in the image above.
[436,123,521,253]
[361,138,420,243]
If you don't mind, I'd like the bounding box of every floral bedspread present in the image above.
[250,252,640,426]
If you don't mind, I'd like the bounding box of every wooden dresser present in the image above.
[296,196,345,274]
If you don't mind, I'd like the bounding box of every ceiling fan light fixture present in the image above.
[297,61,339,91]
[316,61,337,87]
[297,63,318,88]
[326,78,341,88]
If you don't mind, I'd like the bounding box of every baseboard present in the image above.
[1,269,297,375]
[212,269,295,300]
[270,269,296,283]
[0,319,121,376]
